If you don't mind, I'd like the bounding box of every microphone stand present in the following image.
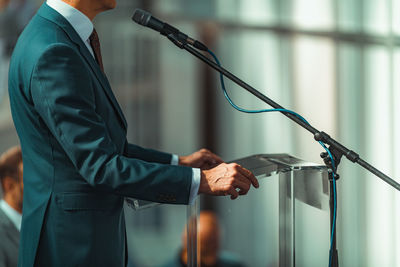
[167,34,400,267]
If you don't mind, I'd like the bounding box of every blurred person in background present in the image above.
[0,0,10,10]
[0,0,34,52]
[0,0,16,102]
[162,211,244,267]
[8,0,259,266]
[0,146,23,267]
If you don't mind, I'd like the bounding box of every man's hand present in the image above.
[199,163,259,199]
[179,148,223,170]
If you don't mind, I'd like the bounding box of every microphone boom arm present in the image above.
[166,33,400,191]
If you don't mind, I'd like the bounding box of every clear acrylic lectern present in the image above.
[187,154,329,267]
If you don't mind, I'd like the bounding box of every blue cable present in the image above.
[207,49,337,267]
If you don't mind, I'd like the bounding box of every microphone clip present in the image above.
[165,33,187,49]
[167,32,189,49]
[161,24,193,50]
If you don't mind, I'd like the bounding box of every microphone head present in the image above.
[132,9,151,26]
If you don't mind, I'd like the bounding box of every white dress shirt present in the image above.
[0,199,22,231]
[46,0,94,57]
[45,0,200,204]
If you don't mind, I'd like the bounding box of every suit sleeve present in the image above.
[124,143,172,164]
[30,44,192,204]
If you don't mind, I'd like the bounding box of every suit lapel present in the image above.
[37,4,127,130]
[77,40,128,130]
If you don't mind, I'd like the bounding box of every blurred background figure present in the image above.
[0,0,34,154]
[0,0,34,110]
[0,0,34,52]
[162,211,244,267]
[0,146,23,267]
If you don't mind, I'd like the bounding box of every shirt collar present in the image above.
[46,0,93,44]
[0,199,22,231]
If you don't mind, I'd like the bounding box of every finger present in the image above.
[228,171,255,195]
[233,164,259,188]
[232,180,251,195]
[221,185,238,199]
[226,185,238,200]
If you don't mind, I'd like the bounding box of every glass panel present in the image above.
[337,0,362,32]
[363,0,390,35]
[292,0,335,30]
[292,169,330,266]
[215,170,279,266]
[393,0,400,35]
[210,154,329,266]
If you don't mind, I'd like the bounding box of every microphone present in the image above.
[132,9,208,51]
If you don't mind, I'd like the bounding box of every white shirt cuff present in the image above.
[170,154,179,165]
[188,168,201,204]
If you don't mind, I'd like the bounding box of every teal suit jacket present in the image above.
[8,3,192,267]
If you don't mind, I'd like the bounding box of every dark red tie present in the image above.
[89,28,104,72]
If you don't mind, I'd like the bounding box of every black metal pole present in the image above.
[179,42,400,192]
[329,177,339,267]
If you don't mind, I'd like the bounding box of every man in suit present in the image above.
[0,146,23,267]
[8,0,259,266]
